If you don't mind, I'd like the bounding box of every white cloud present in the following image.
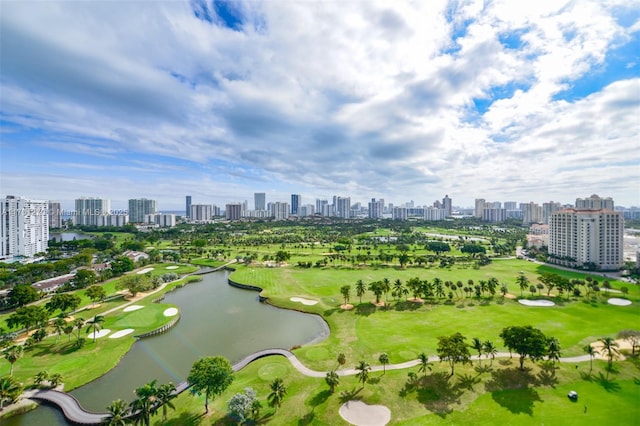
[0,0,638,207]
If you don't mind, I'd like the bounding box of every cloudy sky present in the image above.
[1,0,639,211]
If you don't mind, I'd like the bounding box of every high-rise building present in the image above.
[291,194,301,215]
[393,207,408,220]
[299,204,315,217]
[185,196,192,219]
[549,208,623,270]
[96,214,129,227]
[48,201,62,229]
[482,208,507,223]
[128,198,157,223]
[316,199,328,216]
[368,198,384,219]
[474,199,486,218]
[270,202,290,220]
[442,195,452,217]
[542,201,562,224]
[1,196,49,258]
[190,204,213,222]
[522,202,543,225]
[504,201,518,211]
[226,203,243,221]
[74,197,111,226]
[575,194,614,210]
[254,193,266,211]
[145,214,176,227]
[336,197,351,219]
[424,206,446,221]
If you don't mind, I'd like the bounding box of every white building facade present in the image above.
[549,209,624,270]
[1,196,49,258]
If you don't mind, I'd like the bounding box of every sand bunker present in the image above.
[518,299,555,307]
[290,297,318,306]
[123,305,144,312]
[137,267,155,274]
[163,307,178,317]
[109,329,135,339]
[607,298,632,306]
[88,329,111,339]
[339,401,391,426]
[165,265,179,270]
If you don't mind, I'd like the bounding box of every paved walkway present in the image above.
[21,347,597,424]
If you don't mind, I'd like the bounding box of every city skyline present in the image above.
[1,1,639,209]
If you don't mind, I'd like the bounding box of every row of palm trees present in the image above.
[342,276,508,306]
[104,380,176,426]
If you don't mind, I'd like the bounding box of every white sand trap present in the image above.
[165,265,179,270]
[88,329,111,339]
[163,307,178,317]
[137,267,155,274]
[339,401,391,426]
[290,297,318,306]
[123,305,144,312]
[608,298,632,306]
[109,329,135,339]
[518,299,555,307]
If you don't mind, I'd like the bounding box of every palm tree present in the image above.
[5,345,24,376]
[129,379,158,426]
[483,340,498,366]
[53,318,66,343]
[382,278,391,301]
[355,280,366,304]
[547,337,561,365]
[516,273,529,296]
[599,337,620,369]
[49,373,63,388]
[355,360,371,388]
[325,370,340,393]
[34,371,49,386]
[417,353,431,377]
[0,376,23,410]
[340,285,351,306]
[583,344,598,373]
[64,324,75,342]
[73,318,85,341]
[156,383,177,425]
[337,353,346,369]
[378,353,390,374]
[392,279,404,301]
[267,378,287,410]
[471,337,483,366]
[105,399,130,426]
[86,315,105,343]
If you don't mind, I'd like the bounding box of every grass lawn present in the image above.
[227,259,639,370]
[156,353,640,425]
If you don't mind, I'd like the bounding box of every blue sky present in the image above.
[1,0,639,211]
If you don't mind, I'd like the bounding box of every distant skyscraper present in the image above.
[474,199,486,218]
[522,202,543,225]
[1,196,49,258]
[316,199,328,216]
[368,198,384,219]
[542,201,562,224]
[254,193,266,211]
[226,203,242,221]
[504,201,517,211]
[270,202,290,220]
[393,207,408,220]
[442,195,452,217]
[128,198,157,223]
[48,201,62,229]
[575,194,614,210]
[75,197,111,226]
[190,204,213,222]
[291,194,301,215]
[185,196,192,219]
[336,197,351,219]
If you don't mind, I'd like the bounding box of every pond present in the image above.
[5,271,327,425]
